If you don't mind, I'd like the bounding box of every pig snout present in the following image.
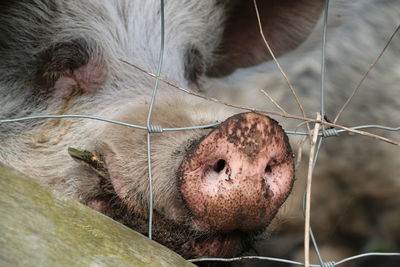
[179,112,295,233]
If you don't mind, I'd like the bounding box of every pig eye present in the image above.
[184,44,204,89]
[213,159,226,173]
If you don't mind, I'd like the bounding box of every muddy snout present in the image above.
[179,112,294,232]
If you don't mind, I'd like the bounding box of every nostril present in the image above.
[265,165,272,174]
[265,159,277,175]
[213,159,226,173]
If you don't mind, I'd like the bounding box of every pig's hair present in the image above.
[0,0,226,99]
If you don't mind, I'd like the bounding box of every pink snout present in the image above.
[179,112,294,232]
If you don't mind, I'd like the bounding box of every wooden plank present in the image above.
[0,163,195,267]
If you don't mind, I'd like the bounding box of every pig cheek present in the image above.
[102,154,138,209]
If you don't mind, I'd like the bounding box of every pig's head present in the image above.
[94,100,295,258]
[0,0,323,259]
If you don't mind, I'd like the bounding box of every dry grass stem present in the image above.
[304,113,322,267]
[334,24,400,123]
[260,89,288,114]
[253,0,309,133]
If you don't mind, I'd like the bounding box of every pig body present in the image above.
[0,0,325,260]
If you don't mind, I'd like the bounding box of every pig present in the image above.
[206,0,400,266]
[0,0,325,260]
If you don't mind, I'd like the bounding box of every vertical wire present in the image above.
[306,0,330,265]
[146,0,165,240]
[320,0,329,131]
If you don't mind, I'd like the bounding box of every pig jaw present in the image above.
[178,113,294,256]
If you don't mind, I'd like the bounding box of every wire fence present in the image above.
[1,0,400,266]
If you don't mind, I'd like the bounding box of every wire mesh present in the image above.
[0,0,399,266]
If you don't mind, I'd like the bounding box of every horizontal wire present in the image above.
[189,255,320,266]
[189,252,400,266]
[335,252,400,266]
[287,125,400,136]
[0,114,220,131]
[1,115,398,136]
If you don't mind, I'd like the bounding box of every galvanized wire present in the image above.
[2,115,398,137]
[0,115,220,132]
[286,125,400,136]
[145,0,165,240]
[320,0,329,137]
[307,2,329,264]
[189,253,400,266]
[189,255,322,266]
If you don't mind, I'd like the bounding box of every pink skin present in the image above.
[179,112,294,234]
[53,61,107,97]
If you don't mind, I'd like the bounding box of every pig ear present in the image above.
[207,0,324,77]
